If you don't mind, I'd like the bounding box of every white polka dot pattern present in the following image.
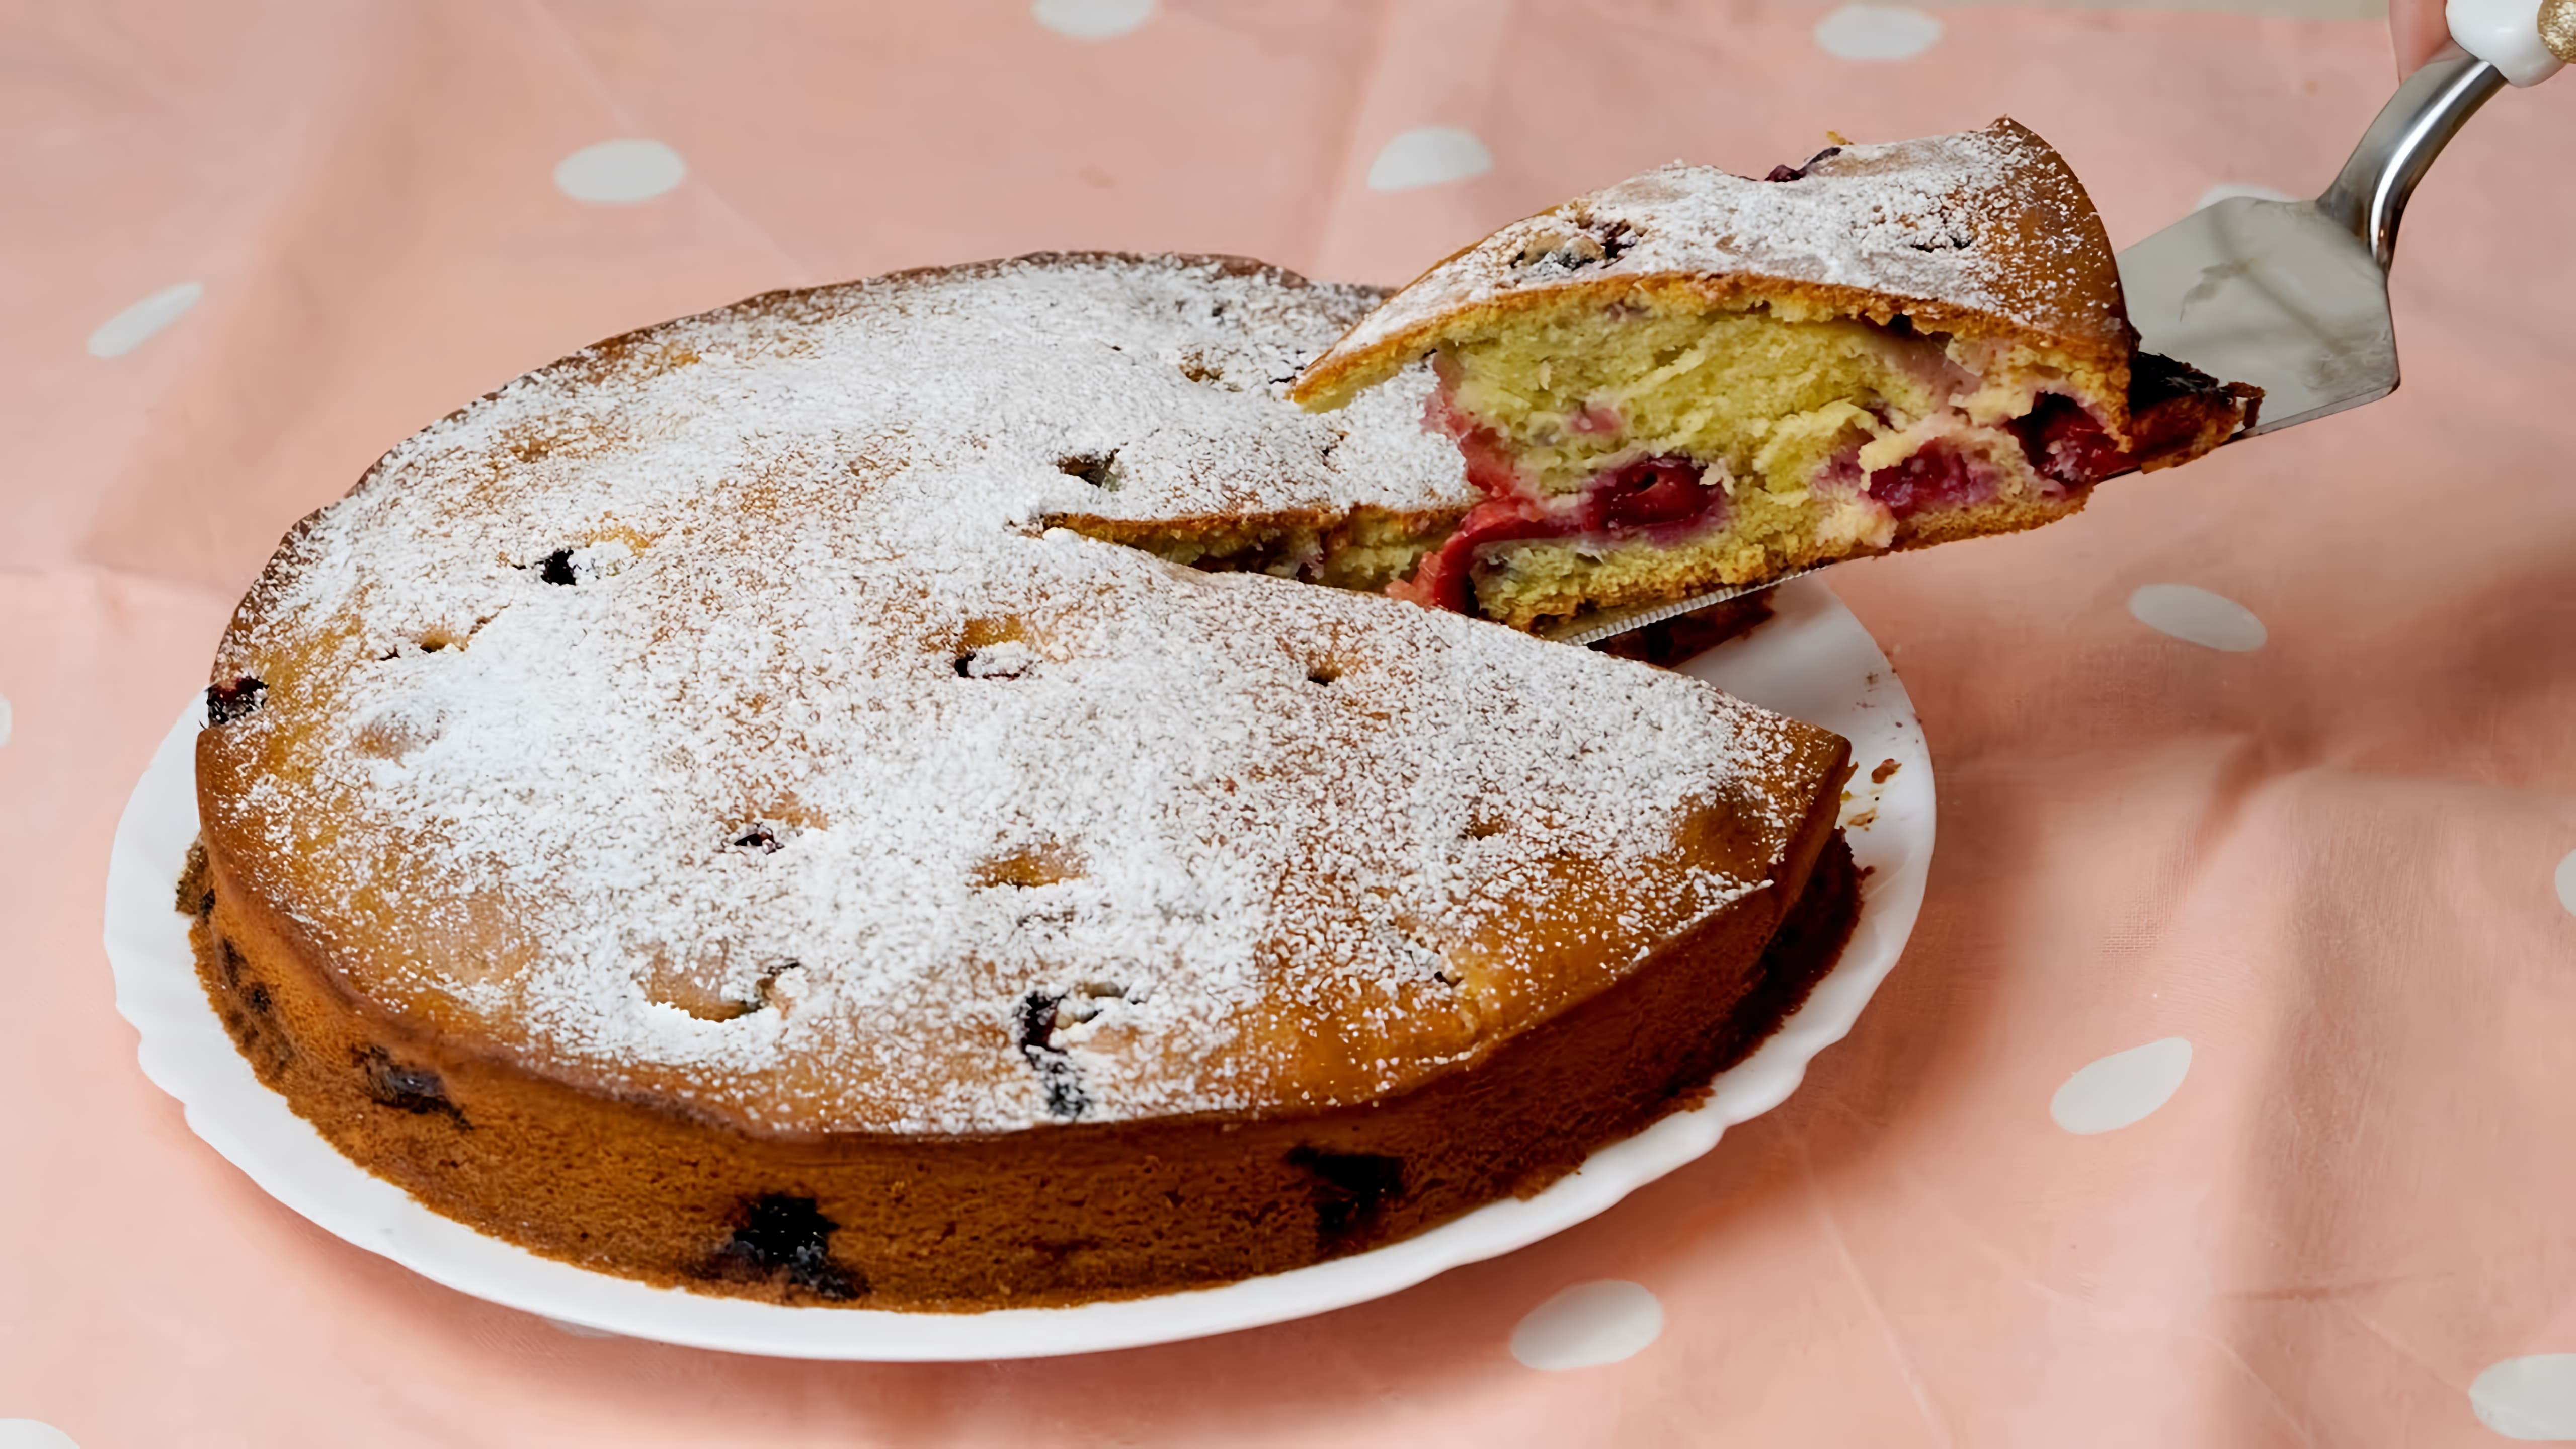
[2051,1037,2192,1135]
[0,1422,80,1449]
[1813,5,1943,60]
[0,692,12,748]
[2475,1355,2576,1440]
[2195,182,2297,210]
[2554,849,2576,918]
[87,282,202,358]
[1031,0,1154,39]
[554,139,687,204]
[1366,126,1494,192]
[2129,583,2267,652]
[1510,1280,1665,1370]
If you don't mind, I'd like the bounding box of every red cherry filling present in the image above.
[1864,397,2129,521]
[2008,394,2129,487]
[1394,455,1730,615]
[1864,441,1984,520]
[1399,364,2138,617]
[1392,501,1566,613]
[1409,368,1744,616]
[1452,427,1526,496]
[1424,389,1528,496]
[1580,456,1716,531]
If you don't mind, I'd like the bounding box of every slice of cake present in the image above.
[1290,120,2259,632]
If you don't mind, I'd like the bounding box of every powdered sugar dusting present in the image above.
[1310,121,2129,388]
[202,254,1830,1135]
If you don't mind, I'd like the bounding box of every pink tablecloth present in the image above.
[6,2,2574,1444]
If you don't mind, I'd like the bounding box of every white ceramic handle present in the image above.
[2449,0,2567,85]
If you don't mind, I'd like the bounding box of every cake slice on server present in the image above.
[1289,120,2259,633]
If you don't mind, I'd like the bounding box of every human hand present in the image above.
[2389,0,2451,75]
[2402,0,2573,82]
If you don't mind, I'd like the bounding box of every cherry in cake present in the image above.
[1291,120,2259,632]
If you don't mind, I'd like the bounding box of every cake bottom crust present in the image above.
[180,824,1860,1311]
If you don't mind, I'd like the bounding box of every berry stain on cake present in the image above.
[707,1195,866,1301]
[1287,1146,1409,1245]
[204,675,266,725]
[1013,988,1094,1119]
[355,1046,469,1128]
[207,934,297,1083]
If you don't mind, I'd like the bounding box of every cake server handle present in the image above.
[2313,47,2509,271]
[2447,0,2570,89]
[2350,0,2572,267]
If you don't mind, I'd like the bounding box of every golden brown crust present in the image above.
[2127,351,2265,472]
[1291,120,2137,420]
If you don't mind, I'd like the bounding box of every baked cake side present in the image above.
[1290,120,2258,632]
[181,820,1856,1308]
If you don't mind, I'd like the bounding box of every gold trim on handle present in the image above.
[2541,0,2575,63]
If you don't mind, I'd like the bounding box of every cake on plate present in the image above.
[186,253,1859,1310]
[1289,120,2260,631]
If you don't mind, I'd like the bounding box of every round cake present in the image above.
[186,253,1858,1309]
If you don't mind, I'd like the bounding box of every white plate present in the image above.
[104,577,1932,1361]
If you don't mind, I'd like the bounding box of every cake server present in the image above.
[1551,0,2567,649]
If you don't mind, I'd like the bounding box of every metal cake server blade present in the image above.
[2118,51,2504,434]
[1555,49,2519,650]
[2118,196,2396,435]
[1541,570,1822,648]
